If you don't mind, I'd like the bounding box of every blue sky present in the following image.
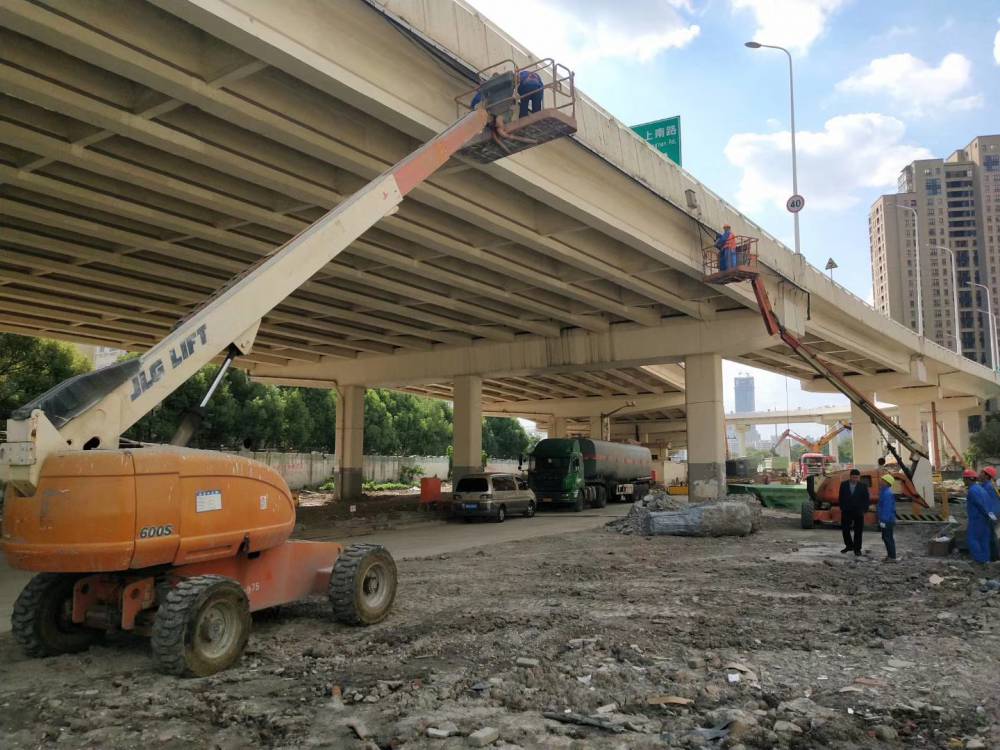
[468,0,1000,437]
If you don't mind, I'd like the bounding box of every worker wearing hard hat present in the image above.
[715,224,737,271]
[980,466,1000,561]
[877,474,897,562]
[964,469,997,564]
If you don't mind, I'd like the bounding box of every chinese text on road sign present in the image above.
[631,116,682,167]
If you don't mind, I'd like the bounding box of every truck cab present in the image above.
[525,442,586,510]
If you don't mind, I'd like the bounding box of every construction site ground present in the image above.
[1,508,999,749]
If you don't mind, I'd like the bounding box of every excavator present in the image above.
[0,60,577,676]
[704,239,938,529]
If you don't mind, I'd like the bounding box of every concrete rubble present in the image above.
[608,490,762,537]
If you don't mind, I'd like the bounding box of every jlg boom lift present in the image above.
[704,238,937,528]
[0,60,577,676]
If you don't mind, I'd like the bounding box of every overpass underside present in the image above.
[0,0,996,500]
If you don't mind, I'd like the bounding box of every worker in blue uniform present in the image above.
[980,466,1000,561]
[877,474,897,562]
[715,224,736,272]
[964,469,997,564]
[470,69,544,117]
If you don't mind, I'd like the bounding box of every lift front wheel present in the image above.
[12,573,100,658]
[151,575,251,677]
[330,544,397,626]
[801,501,815,529]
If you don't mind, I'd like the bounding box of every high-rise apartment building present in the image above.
[734,372,755,413]
[870,135,1000,366]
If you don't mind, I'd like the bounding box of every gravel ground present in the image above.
[1,512,998,749]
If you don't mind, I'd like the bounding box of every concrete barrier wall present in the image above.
[228,452,522,490]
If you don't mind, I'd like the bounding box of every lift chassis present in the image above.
[2,61,577,675]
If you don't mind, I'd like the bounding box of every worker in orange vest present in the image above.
[715,224,737,271]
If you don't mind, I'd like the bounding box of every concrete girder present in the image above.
[641,364,686,390]
[878,387,943,407]
[801,371,930,395]
[247,311,779,388]
[0,5,694,323]
[482,392,684,419]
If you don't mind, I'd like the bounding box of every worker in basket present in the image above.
[471,69,544,117]
[715,224,737,272]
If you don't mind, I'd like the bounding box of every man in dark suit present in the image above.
[839,468,870,557]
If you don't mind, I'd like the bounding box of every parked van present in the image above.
[450,472,536,522]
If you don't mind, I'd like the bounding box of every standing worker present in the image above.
[979,466,1000,561]
[839,468,870,557]
[963,469,997,564]
[877,474,897,562]
[715,224,737,271]
[517,69,544,117]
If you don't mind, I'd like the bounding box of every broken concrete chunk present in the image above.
[469,727,500,746]
[516,657,540,668]
[646,695,693,706]
[773,720,803,734]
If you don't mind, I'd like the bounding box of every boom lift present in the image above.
[703,237,937,527]
[1,61,577,676]
[774,421,851,456]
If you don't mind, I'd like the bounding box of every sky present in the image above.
[467,0,1000,437]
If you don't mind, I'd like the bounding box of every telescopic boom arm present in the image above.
[0,108,490,495]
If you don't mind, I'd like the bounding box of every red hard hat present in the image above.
[983,466,997,479]
[963,469,978,479]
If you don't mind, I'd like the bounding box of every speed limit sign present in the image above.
[786,194,805,213]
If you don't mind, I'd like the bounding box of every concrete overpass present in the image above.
[0,0,996,500]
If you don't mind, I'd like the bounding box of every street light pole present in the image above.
[894,202,923,337]
[931,244,961,355]
[973,282,997,371]
[745,41,800,254]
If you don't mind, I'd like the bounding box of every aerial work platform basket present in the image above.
[703,236,759,284]
[455,58,577,164]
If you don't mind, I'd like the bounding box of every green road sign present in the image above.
[631,116,682,167]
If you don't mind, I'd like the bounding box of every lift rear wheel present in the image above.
[801,500,815,529]
[151,575,251,677]
[329,544,397,626]
[12,573,100,658]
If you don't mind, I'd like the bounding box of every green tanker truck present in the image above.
[524,438,652,511]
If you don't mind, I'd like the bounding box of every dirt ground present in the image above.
[1,512,999,749]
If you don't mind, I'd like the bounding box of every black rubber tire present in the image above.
[524,500,536,518]
[330,544,397,626]
[495,505,506,523]
[801,500,815,529]
[594,486,608,508]
[12,573,99,658]
[572,495,584,512]
[151,575,251,677]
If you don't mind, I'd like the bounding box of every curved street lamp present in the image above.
[745,41,800,255]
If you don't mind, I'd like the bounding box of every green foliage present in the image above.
[364,389,453,455]
[970,413,1000,462]
[398,462,423,484]
[0,334,91,422]
[317,478,336,492]
[482,416,531,459]
[362,480,411,492]
[837,439,853,464]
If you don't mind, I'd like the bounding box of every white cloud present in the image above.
[731,0,846,54]
[994,20,1000,65]
[724,113,932,213]
[836,52,981,116]
[467,0,700,67]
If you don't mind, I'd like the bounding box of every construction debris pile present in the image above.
[609,490,762,537]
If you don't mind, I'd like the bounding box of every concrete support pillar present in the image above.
[826,424,842,463]
[937,408,974,461]
[552,417,569,438]
[453,375,483,482]
[734,425,749,457]
[685,353,725,502]
[850,397,879,466]
[589,415,603,440]
[335,385,365,501]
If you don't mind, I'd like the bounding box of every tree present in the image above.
[483,416,531,459]
[970,414,1000,463]
[0,334,91,422]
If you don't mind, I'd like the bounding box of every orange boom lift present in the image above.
[2,61,577,676]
